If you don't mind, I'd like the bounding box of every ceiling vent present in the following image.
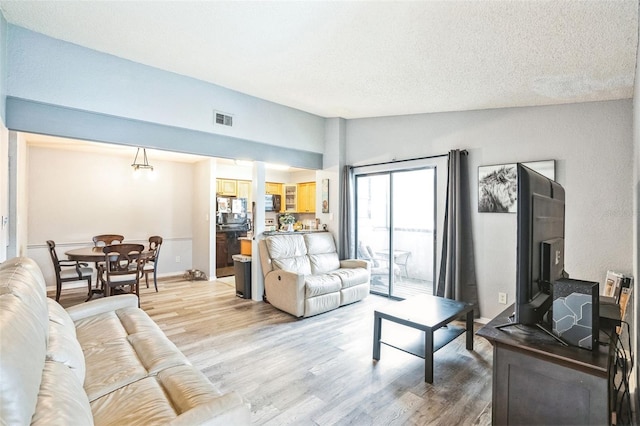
[214,110,233,127]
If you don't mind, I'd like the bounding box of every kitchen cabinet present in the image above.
[297,182,316,213]
[237,180,251,202]
[217,179,237,196]
[215,233,228,268]
[265,182,282,195]
[284,184,297,212]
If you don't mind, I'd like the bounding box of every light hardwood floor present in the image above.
[55,277,493,425]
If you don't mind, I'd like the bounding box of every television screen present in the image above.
[515,163,565,326]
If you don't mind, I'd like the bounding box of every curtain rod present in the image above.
[349,149,467,169]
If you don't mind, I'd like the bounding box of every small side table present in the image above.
[373,294,474,383]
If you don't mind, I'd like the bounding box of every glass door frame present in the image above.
[353,164,437,300]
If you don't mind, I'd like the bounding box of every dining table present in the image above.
[65,246,150,299]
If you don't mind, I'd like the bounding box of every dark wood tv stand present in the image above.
[477,304,615,425]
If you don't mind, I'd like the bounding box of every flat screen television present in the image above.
[498,163,566,332]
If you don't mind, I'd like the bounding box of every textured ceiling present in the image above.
[0,1,638,119]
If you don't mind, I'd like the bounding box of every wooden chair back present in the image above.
[102,243,145,305]
[143,236,163,291]
[46,240,63,274]
[148,236,163,262]
[46,240,93,302]
[93,234,124,247]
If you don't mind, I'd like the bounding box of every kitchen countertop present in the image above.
[262,230,328,236]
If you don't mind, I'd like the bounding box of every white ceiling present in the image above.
[1,0,637,120]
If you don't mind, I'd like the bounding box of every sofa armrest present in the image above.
[264,269,306,317]
[66,295,139,321]
[168,392,251,426]
[340,259,370,271]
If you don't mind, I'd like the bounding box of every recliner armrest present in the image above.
[340,259,370,271]
[263,269,306,317]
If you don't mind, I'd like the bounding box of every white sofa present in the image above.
[0,257,250,425]
[258,232,370,317]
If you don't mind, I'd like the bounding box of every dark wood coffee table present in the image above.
[373,294,474,383]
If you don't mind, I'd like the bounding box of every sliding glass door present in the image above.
[355,167,436,299]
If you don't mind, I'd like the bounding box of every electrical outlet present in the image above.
[175,256,181,263]
[498,292,507,304]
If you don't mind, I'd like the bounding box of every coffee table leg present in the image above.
[373,313,381,360]
[466,309,474,350]
[425,328,434,383]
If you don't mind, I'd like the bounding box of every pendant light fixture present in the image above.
[131,148,154,172]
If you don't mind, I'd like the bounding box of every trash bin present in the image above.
[232,254,252,299]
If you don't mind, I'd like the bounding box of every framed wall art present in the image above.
[478,160,555,213]
[321,178,330,213]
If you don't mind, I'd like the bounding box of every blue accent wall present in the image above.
[6,96,323,169]
[6,25,325,163]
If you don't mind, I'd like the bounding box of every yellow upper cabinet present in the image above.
[237,180,251,201]
[283,184,297,212]
[297,182,316,213]
[217,179,237,196]
[265,182,282,195]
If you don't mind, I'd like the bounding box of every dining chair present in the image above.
[46,240,94,302]
[143,236,163,292]
[92,234,124,292]
[100,243,146,306]
[92,234,124,247]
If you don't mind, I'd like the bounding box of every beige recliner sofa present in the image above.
[258,232,370,317]
[0,257,250,425]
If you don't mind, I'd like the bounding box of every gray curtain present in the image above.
[339,165,355,259]
[436,150,479,316]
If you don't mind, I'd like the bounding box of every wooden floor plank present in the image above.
[54,276,492,425]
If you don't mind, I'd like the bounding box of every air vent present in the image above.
[214,110,233,127]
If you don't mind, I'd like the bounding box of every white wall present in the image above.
[192,159,215,278]
[347,100,634,320]
[632,18,639,411]
[8,131,27,258]
[0,13,6,122]
[26,145,194,287]
[0,14,7,261]
[6,25,325,155]
[321,118,346,241]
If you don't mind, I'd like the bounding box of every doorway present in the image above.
[355,167,436,299]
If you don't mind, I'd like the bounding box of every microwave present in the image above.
[265,194,281,212]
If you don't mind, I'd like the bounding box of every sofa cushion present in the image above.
[0,258,49,426]
[45,298,86,382]
[31,360,94,426]
[91,365,249,425]
[331,267,370,289]
[266,234,307,259]
[116,305,170,334]
[82,336,149,402]
[90,375,180,425]
[47,298,77,337]
[47,319,86,383]
[127,330,191,374]
[267,234,312,275]
[306,233,341,274]
[308,252,341,274]
[77,309,190,402]
[304,292,341,317]
[273,256,312,275]
[304,232,337,254]
[305,274,342,297]
[340,283,370,306]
